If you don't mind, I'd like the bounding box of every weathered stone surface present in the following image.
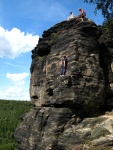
[99,30,113,97]
[30,19,105,110]
[15,108,113,150]
[15,19,113,150]
[15,107,79,150]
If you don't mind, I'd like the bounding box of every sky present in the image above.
[0,0,104,101]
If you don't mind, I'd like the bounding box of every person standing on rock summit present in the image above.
[78,8,86,21]
[60,56,67,76]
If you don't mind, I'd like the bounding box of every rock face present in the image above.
[14,19,113,150]
[30,20,105,110]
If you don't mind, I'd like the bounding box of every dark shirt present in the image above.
[62,58,67,67]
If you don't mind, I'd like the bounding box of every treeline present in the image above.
[0,99,34,150]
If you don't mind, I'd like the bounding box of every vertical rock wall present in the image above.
[30,20,105,109]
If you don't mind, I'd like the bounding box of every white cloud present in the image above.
[0,86,30,100]
[6,72,29,82]
[0,72,30,100]
[0,26,39,58]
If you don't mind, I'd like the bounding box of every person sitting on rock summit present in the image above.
[78,8,86,21]
[67,12,75,21]
[60,56,67,76]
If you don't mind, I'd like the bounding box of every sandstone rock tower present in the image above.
[15,19,113,150]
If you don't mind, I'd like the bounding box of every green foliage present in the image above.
[98,18,113,41]
[84,0,113,19]
[102,18,113,35]
[0,100,33,150]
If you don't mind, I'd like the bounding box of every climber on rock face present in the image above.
[78,8,86,21]
[60,56,67,76]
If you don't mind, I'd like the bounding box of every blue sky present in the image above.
[0,0,104,100]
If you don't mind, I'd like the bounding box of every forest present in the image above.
[0,99,33,150]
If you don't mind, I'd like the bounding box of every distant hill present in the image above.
[0,99,33,150]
